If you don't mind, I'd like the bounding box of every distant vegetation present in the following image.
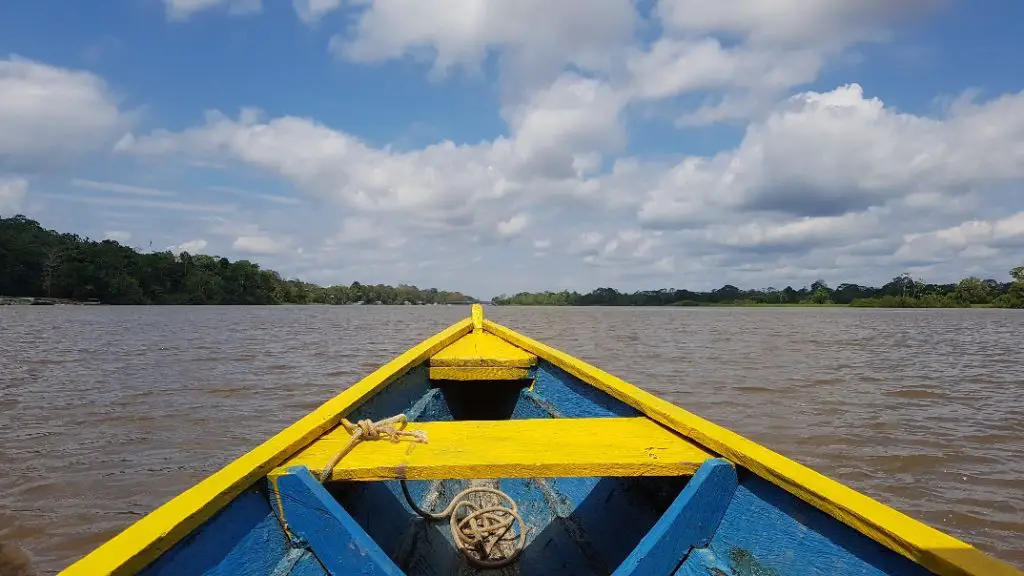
[0,215,476,305]
[493,271,1024,309]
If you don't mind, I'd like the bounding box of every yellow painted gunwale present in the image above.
[483,317,1022,576]
[275,417,712,481]
[59,318,475,576]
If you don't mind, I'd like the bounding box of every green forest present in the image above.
[493,271,1024,308]
[0,215,476,305]
[4,214,1022,308]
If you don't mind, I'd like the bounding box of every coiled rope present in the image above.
[401,481,526,569]
[320,414,525,568]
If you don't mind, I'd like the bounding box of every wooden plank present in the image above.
[278,417,713,481]
[613,458,738,575]
[430,331,537,368]
[60,317,475,576]
[269,467,404,576]
[428,365,532,381]
[483,319,1024,576]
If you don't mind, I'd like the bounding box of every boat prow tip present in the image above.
[471,303,483,332]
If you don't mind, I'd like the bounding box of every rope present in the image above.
[318,413,525,568]
[401,481,526,569]
[318,414,427,483]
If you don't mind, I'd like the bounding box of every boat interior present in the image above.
[136,324,935,576]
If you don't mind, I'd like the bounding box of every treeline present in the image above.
[493,272,1024,308]
[0,215,476,305]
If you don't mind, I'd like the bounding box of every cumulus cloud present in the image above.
[581,229,664,269]
[116,108,573,248]
[114,75,1024,293]
[0,57,132,168]
[496,213,529,238]
[639,84,1024,227]
[232,235,290,255]
[898,212,1024,263]
[13,1,1021,295]
[0,177,28,215]
[170,239,208,253]
[627,39,824,102]
[330,0,636,82]
[293,0,342,23]
[505,74,629,178]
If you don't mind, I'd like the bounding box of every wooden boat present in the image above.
[62,305,1020,576]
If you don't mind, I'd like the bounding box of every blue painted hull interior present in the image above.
[141,359,938,576]
[329,475,691,575]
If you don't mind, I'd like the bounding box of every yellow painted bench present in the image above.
[428,330,537,380]
[276,417,714,481]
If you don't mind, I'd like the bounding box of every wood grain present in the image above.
[278,417,712,481]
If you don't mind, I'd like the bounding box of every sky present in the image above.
[1,1,1023,300]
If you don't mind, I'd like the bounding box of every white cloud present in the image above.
[496,213,529,238]
[113,78,1024,294]
[331,0,636,82]
[580,229,664,268]
[233,235,289,255]
[0,57,131,167]
[72,178,176,197]
[639,84,1024,228]
[165,0,262,20]
[898,212,1024,262]
[627,38,824,102]
[505,74,629,177]
[293,0,342,23]
[170,239,208,253]
[209,185,303,205]
[45,194,233,213]
[0,177,28,214]
[655,0,935,45]
[118,111,519,241]
[57,1,1024,295]
[709,209,886,252]
[104,230,132,242]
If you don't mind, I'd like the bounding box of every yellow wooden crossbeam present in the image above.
[429,330,537,380]
[276,417,712,481]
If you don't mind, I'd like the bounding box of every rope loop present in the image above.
[319,413,525,568]
[401,483,526,569]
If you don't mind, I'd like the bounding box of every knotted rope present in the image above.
[318,414,427,483]
[319,413,525,568]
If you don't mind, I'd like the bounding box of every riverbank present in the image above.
[672,300,998,308]
[0,296,103,306]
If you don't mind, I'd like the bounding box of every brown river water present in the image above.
[1,306,1022,574]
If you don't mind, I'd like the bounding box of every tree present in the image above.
[810,287,831,304]
[954,277,990,305]
[1012,266,1024,282]
[0,216,474,305]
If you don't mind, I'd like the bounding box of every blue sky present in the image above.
[1,0,1023,299]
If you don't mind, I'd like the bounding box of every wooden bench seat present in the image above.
[274,417,714,481]
[428,331,537,380]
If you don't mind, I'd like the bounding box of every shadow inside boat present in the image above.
[431,379,530,420]
[328,474,690,575]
